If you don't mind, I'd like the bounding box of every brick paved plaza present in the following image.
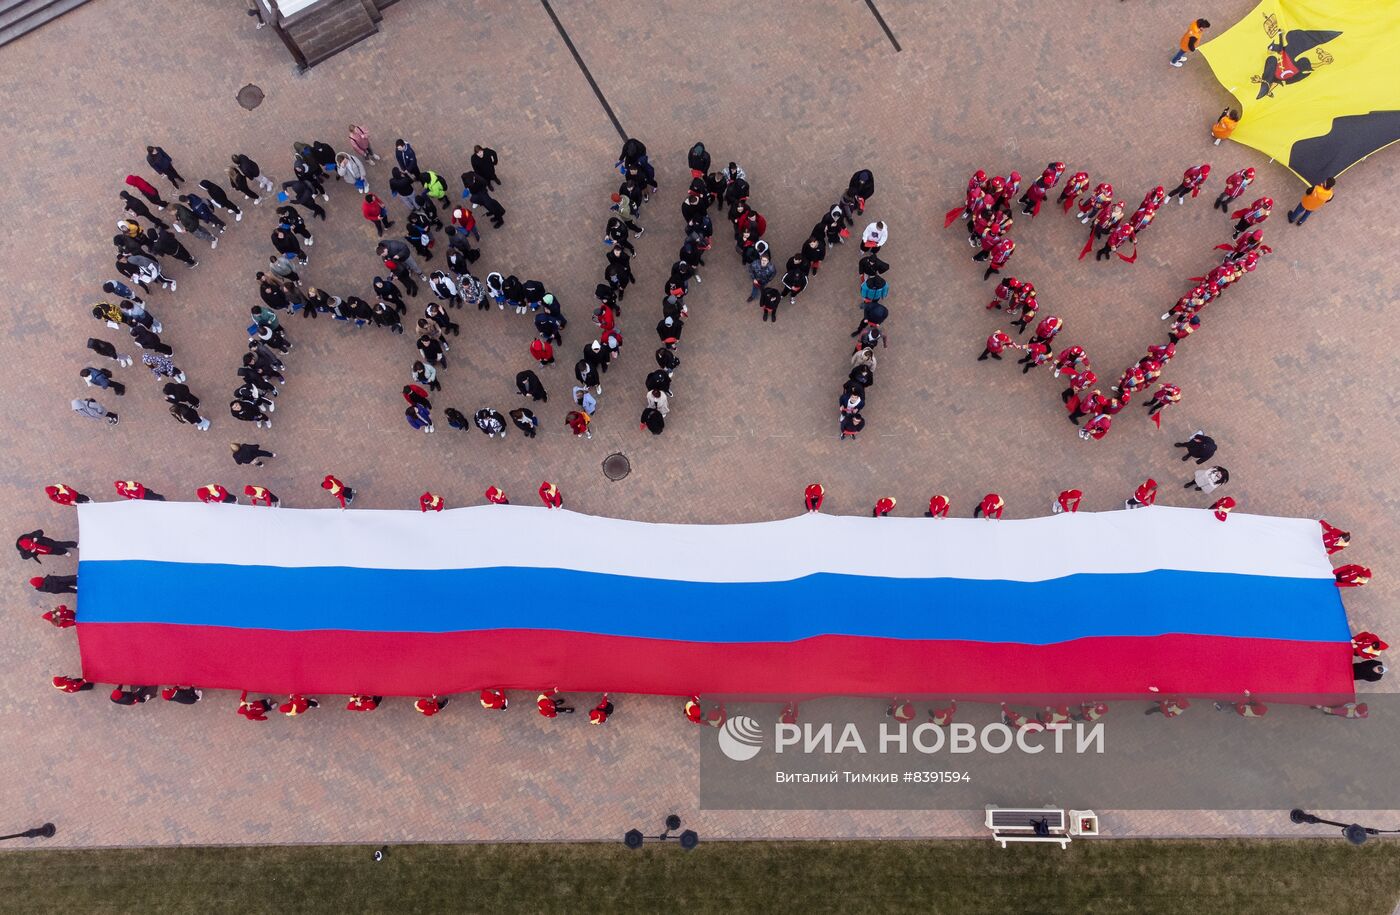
[0,0,1395,847]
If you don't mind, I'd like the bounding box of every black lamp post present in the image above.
[1290,809,1400,845]
[623,814,698,850]
[0,823,55,841]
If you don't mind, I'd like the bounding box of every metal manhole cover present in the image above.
[602,452,631,481]
[236,84,265,110]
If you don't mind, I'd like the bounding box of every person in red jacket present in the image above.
[588,694,614,724]
[346,694,383,711]
[978,329,1013,361]
[1126,478,1158,509]
[124,174,169,209]
[114,480,164,501]
[52,675,94,693]
[420,491,444,512]
[1319,520,1350,555]
[1146,383,1182,426]
[244,484,280,507]
[196,483,236,504]
[479,688,508,710]
[684,696,704,724]
[804,483,824,513]
[974,236,1014,281]
[537,688,573,717]
[42,604,76,628]
[1018,341,1052,374]
[530,338,555,366]
[1145,698,1190,717]
[322,474,355,508]
[1333,564,1372,588]
[974,493,1004,519]
[1053,489,1082,513]
[1211,496,1237,521]
[925,494,950,518]
[45,484,90,506]
[1058,171,1090,212]
[1214,167,1255,211]
[1230,197,1272,237]
[280,694,320,716]
[237,691,273,721]
[1166,164,1210,204]
[538,481,563,509]
[887,700,916,722]
[15,531,77,563]
[780,702,800,725]
[1315,702,1368,719]
[1080,413,1112,441]
[873,497,896,518]
[1351,632,1388,659]
[415,696,447,716]
[485,486,509,505]
[361,193,394,236]
[1018,162,1065,217]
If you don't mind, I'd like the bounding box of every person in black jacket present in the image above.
[146,227,197,266]
[146,145,184,187]
[230,442,276,466]
[232,153,275,194]
[516,370,548,402]
[471,145,500,187]
[1174,432,1217,464]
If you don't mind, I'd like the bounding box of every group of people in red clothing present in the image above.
[955,160,1273,444]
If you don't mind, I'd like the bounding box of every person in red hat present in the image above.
[1315,702,1368,719]
[31,575,77,594]
[928,700,956,727]
[1017,340,1052,374]
[780,702,800,725]
[1166,163,1211,205]
[978,329,1013,361]
[1215,692,1266,717]
[1073,702,1109,723]
[42,605,76,628]
[1076,182,1113,223]
[237,691,273,721]
[705,703,728,728]
[803,483,824,513]
[1080,413,1112,442]
[1038,705,1072,728]
[1230,197,1273,237]
[1053,489,1082,514]
[420,491,444,512]
[974,235,1014,281]
[485,486,509,505]
[1030,316,1063,348]
[1214,167,1255,211]
[538,481,563,509]
[279,694,320,716]
[479,688,509,710]
[1351,632,1387,659]
[1334,565,1372,588]
[1145,698,1190,717]
[322,474,354,508]
[684,696,704,724]
[44,484,90,506]
[1210,496,1236,521]
[1126,479,1158,509]
[588,694,614,724]
[537,688,573,717]
[1000,703,1032,730]
[987,276,1021,312]
[1057,171,1090,212]
[114,480,164,501]
[925,495,950,518]
[886,700,916,723]
[196,483,236,504]
[52,675,93,693]
[346,694,383,711]
[15,531,77,563]
[974,493,1004,519]
[873,497,896,518]
[1146,383,1181,423]
[161,686,203,705]
[1319,520,1350,555]
[1018,163,1065,217]
[415,696,448,716]
[244,484,280,507]
[1009,284,1039,333]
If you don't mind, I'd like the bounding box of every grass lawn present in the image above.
[1,839,1397,914]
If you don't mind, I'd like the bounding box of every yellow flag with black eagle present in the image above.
[1201,0,1400,185]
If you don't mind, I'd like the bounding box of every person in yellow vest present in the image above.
[1170,18,1210,67]
[1288,178,1335,226]
[1211,108,1238,145]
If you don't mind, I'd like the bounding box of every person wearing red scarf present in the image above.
[1058,171,1090,212]
[1080,413,1112,441]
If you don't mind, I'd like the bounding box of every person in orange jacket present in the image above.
[1287,178,1334,226]
[1170,18,1210,67]
[1210,108,1238,145]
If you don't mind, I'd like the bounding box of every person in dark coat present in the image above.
[1174,432,1218,464]
[516,370,548,402]
[30,575,77,594]
[15,531,78,563]
[146,146,184,187]
[471,145,500,187]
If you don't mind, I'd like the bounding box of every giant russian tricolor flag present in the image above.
[74,501,1355,701]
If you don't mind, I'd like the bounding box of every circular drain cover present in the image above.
[602,452,631,481]
[236,84,265,110]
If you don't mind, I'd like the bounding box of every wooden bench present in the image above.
[985,806,1070,849]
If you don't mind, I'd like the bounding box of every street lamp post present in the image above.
[0,823,55,841]
[1290,809,1400,845]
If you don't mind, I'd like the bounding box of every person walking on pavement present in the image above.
[198,179,243,221]
[1287,178,1334,226]
[80,366,125,396]
[145,146,184,187]
[71,397,118,425]
[1170,18,1210,67]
